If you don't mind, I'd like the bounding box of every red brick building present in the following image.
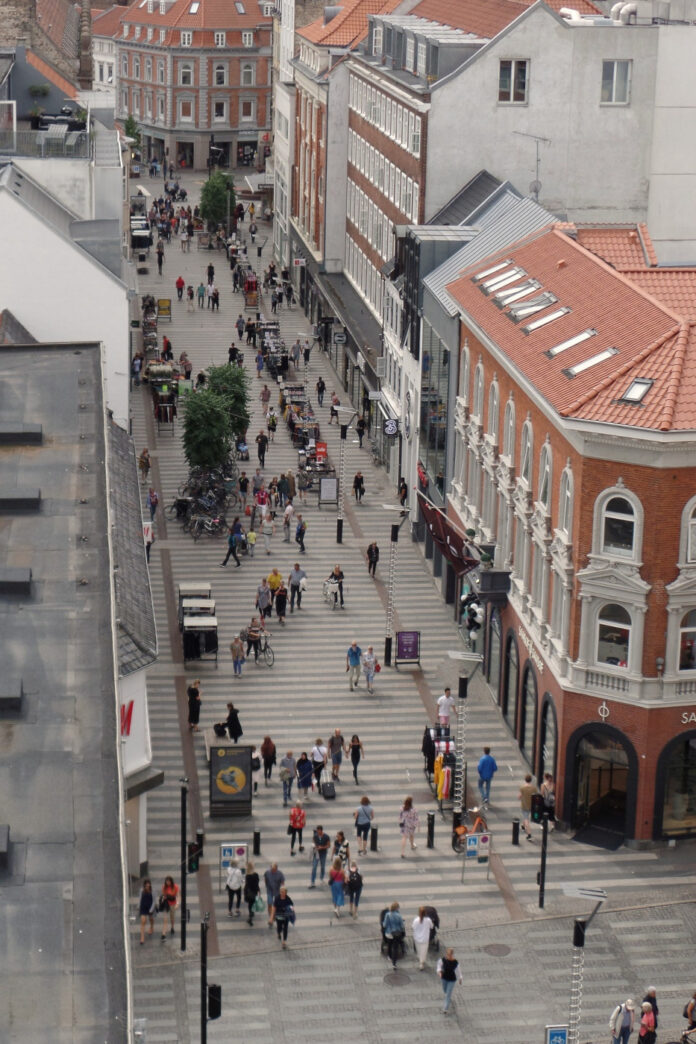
[444,223,696,844]
[113,0,273,170]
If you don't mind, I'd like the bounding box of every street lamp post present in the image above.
[561,885,606,1044]
[381,509,409,665]
[336,408,356,544]
[180,777,188,953]
[201,913,209,1044]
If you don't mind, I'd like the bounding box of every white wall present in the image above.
[647,26,696,264]
[323,63,349,272]
[15,157,95,219]
[0,193,130,429]
[119,670,153,778]
[428,7,657,223]
[273,80,295,267]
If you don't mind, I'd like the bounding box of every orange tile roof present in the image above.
[300,0,402,46]
[92,4,130,36]
[120,0,270,38]
[618,269,696,319]
[410,0,599,39]
[37,0,80,59]
[445,227,693,428]
[574,223,658,271]
[25,50,78,98]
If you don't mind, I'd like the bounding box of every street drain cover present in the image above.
[385,970,411,986]
[483,944,511,957]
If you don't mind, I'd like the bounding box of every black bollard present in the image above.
[370,825,379,852]
[253,830,261,856]
[512,818,520,846]
[427,811,435,849]
[196,828,204,861]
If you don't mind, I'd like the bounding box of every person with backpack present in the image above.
[146,487,159,521]
[610,999,636,1044]
[382,902,405,971]
[225,859,243,917]
[354,794,373,855]
[243,861,260,925]
[437,947,464,1014]
[346,861,363,919]
[685,991,696,1031]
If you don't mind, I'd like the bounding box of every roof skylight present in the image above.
[494,279,541,307]
[521,306,570,333]
[563,347,618,378]
[472,260,513,283]
[619,377,653,403]
[235,1,246,11]
[545,328,597,357]
[508,293,559,322]
[480,266,526,294]
[189,1,200,10]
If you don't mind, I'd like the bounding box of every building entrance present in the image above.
[574,731,629,832]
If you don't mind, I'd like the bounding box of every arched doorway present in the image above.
[520,665,538,767]
[538,695,558,782]
[654,731,696,839]
[502,633,519,736]
[565,724,638,840]
[487,609,502,699]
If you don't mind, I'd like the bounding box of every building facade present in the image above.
[440,222,696,844]
[113,0,273,170]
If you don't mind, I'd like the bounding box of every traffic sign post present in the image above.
[546,1026,569,1044]
[459,831,492,882]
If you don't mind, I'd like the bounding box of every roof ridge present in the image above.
[563,323,681,417]
[657,319,692,431]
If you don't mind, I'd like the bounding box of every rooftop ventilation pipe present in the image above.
[559,7,582,18]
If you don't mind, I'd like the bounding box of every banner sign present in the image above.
[210,745,252,817]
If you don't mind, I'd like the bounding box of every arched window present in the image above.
[241,62,254,86]
[503,634,519,735]
[602,496,635,557]
[520,666,538,766]
[180,62,193,85]
[679,609,696,671]
[214,63,226,85]
[458,343,470,402]
[473,363,484,420]
[678,497,696,563]
[503,399,515,463]
[520,421,533,485]
[655,732,696,838]
[558,467,573,537]
[145,57,152,81]
[538,696,558,781]
[487,609,502,696]
[488,382,499,441]
[538,442,552,510]
[157,59,165,83]
[597,603,631,667]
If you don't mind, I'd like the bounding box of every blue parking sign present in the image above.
[546,1026,568,1044]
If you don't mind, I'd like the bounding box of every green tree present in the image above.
[182,391,232,470]
[123,114,141,147]
[200,170,235,232]
[206,364,250,439]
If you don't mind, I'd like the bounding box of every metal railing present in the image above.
[0,129,92,160]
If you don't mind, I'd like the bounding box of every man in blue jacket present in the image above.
[477,747,498,807]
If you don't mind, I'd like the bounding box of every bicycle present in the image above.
[189,515,227,541]
[369,440,382,468]
[452,807,488,853]
[257,631,274,667]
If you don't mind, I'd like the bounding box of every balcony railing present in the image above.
[0,128,92,160]
[582,668,630,694]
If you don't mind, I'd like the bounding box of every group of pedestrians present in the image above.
[345,639,379,694]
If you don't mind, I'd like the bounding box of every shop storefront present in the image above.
[175,140,194,168]
[236,139,258,166]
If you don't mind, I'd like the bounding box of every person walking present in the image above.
[270,885,294,949]
[329,391,340,424]
[477,746,498,806]
[156,239,164,275]
[243,861,260,925]
[309,824,330,887]
[328,728,346,782]
[277,473,289,507]
[316,376,326,407]
[353,470,365,503]
[255,483,270,524]
[186,284,195,311]
[327,564,345,608]
[437,947,463,1014]
[222,702,243,742]
[362,645,377,694]
[146,487,159,522]
[255,347,264,377]
[638,1002,656,1044]
[346,861,363,919]
[250,747,261,793]
[382,902,405,970]
[230,633,245,676]
[354,794,373,854]
[261,514,275,556]
[279,751,296,806]
[221,526,241,567]
[412,907,434,970]
[138,879,156,944]
[159,876,179,939]
[196,281,205,308]
[610,1000,636,1044]
[519,773,538,840]
[235,313,245,339]
[399,796,419,857]
[329,858,346,916]
[275,580,288,625]
[187,679,201,733]
[398,476,408,507]
[225,859,243,917]
[295,514,307,554]
[296,752,313,802]
[256,430,269,468]
[283,499,294,542]
[256,578,272,620]
[288,799,305,855]
[138,447,151,482]
[310,737,327,789]
[264,862,285,926]
[437,687,457,728]
[238,471,249,509]
[366,541,379,578]
[246,615,263,662]
[261,736,276,785]
[541,772,556,827]
[288,563,306,612]
[346,640,362,691]
[356,415,366,448]
[348,734,364,784]
[642,989,659,1033]
[175,274,185,300]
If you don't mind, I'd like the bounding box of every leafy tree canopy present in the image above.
[182,391,232,470]
[123,114,141,147]
[200,171,235,232]
[206,364,250,438]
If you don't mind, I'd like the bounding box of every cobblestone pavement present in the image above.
[129,172,696,1043]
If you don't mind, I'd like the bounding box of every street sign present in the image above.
[465,833,490,862]
[219,842,248,892]
[560,885,607,900]
[333,331,346,344]
[292,257,306,267]
[395,630,420,666]
[545,1026,569,1044]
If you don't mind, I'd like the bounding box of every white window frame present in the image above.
[215,31,226,47]
[596,602,632,669]
[373,25,383,55]
[601,59,631,105]
[678,609,696,672]
[179,97,194,121]
[121,54,128,76]
[240,98,255,121]
[473,363,484,420]
[538,442,552,512]
[157,95,165,119]
[179,62,193,86]
[180,30,193,47]
[241,62,254,86]
[145,57,152,81]
[159,29,166,42]
[502,399,515,463]
[458,344,470,403]
[133,56,141,79]
[498,58,529,104]
[520,421,533,486]
[213,99,227,122]
[242,31,254,47]
[214,62,226,86]
[405,37,415,72]
[558,467,573,538]
[157,60,165,84]
[598,493,639,559]
[488,382,499,442]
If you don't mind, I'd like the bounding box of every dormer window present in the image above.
[123,24,129,37]
[416,41,427,76]
[134,25,141,39]
[373,25,383,56]
[180,30,193,46]
[405,38,414,72]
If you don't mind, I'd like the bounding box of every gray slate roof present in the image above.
[109,422,158,676]
[423,192,557,315]
[430,170,502,226]
[0,308,37,344]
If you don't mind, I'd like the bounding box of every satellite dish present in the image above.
[529,180,542,199]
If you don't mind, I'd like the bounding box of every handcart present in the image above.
[182,615,218,665]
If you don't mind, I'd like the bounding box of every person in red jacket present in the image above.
[175,274,185,300]
[288,800,306,856]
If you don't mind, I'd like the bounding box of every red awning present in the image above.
[417,492,478,577]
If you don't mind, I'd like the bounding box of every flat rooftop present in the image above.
[0,343,128,1043]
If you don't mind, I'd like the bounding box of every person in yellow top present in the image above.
[267,567,283,603]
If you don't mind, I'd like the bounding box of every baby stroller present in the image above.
[379,909,407,958]
[236,438,250,461]
[412,906,440,954]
